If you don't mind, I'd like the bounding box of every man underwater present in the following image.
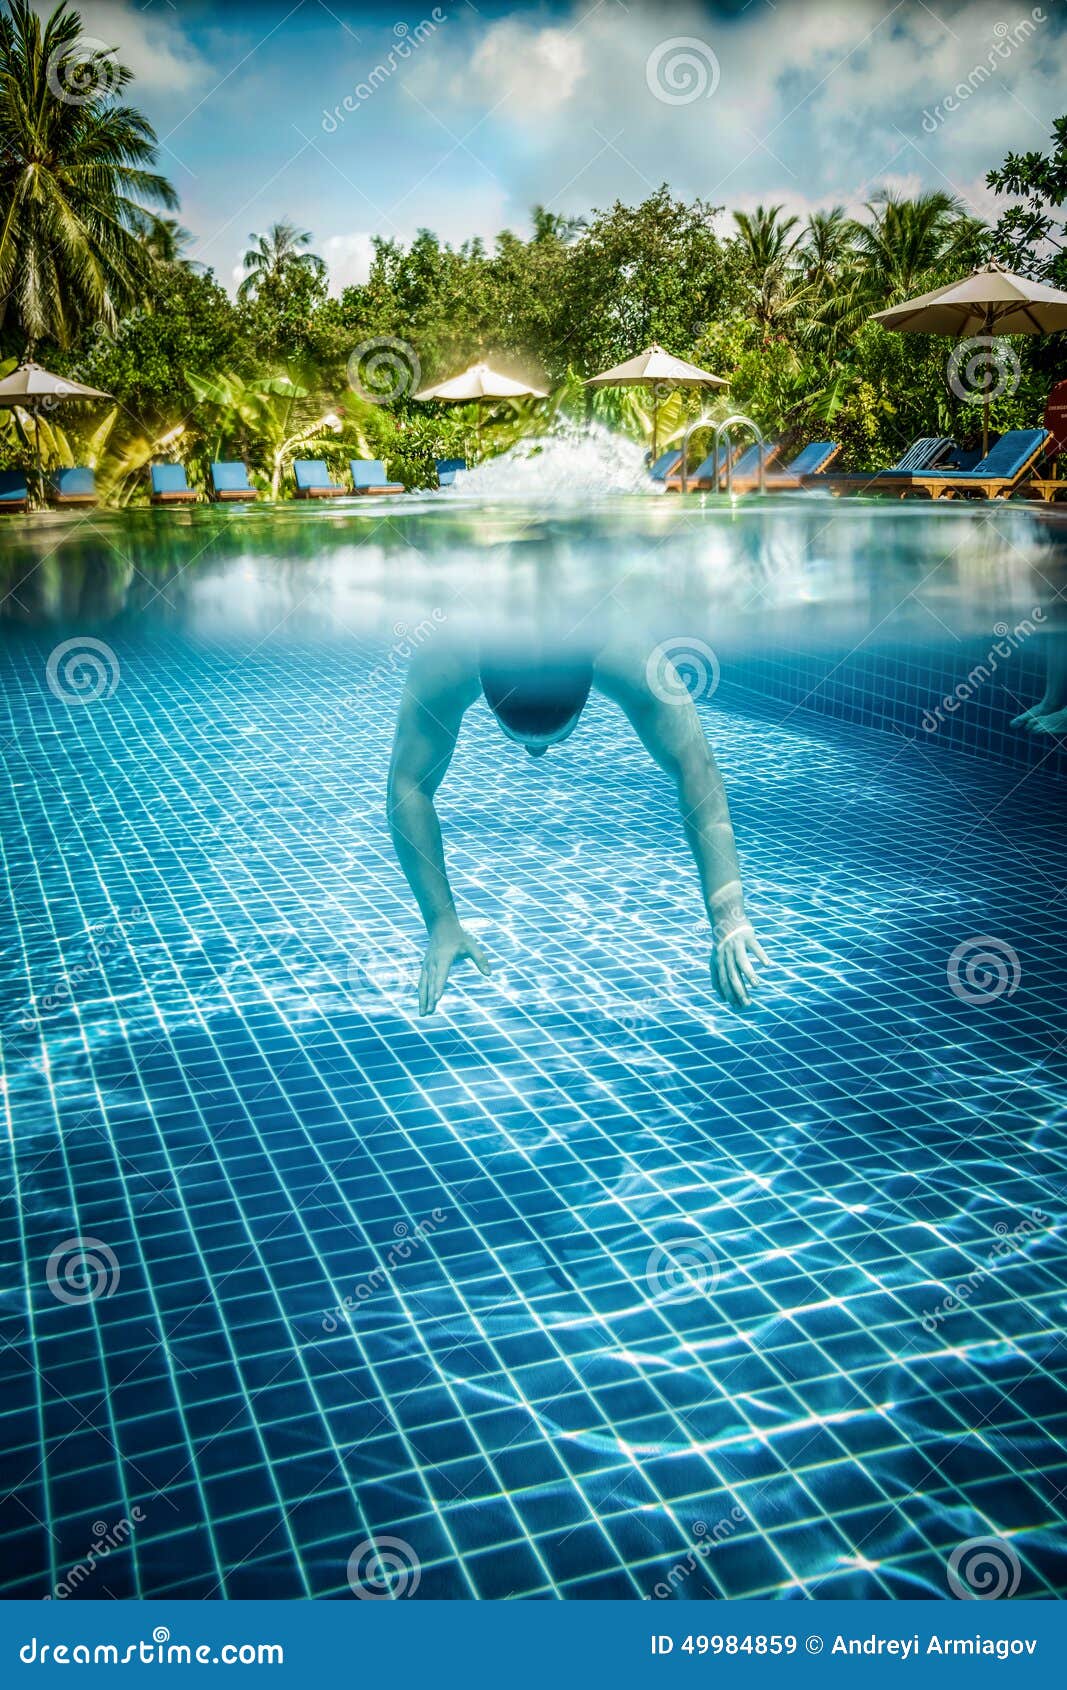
[387,643,769,1015]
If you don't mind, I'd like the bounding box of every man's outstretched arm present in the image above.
[596,648,768,1009]
[387,653,489,1014]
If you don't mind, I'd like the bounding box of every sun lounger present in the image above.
[150,462,198,505]
[817,437,955,495]
[666,439,781,492]
[733,440,841,492]
[47,466,98,507]
[436,457,468,487]
[902,428,1050,500]
[649,448,684,482]
[293,459,346,499]
[350,458,404,495]
[0,471,28,512]
[210,462,259,502]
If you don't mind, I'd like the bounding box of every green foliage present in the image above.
[0,0,177,354]
[3,6,1064,497]
[988,116,1067,285]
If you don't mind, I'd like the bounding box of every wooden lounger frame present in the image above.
[900,435,1050,500]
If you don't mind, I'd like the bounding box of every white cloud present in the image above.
[465,22,587,117]
[44,0,206,95]
[321,232,377,293]
[406,0,1065,231]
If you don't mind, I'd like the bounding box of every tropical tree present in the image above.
[238,221,326,301]
[139,215,196,267]
[987,115,1067,284]
[0,0,178,355]
[530,205,586,245]
[731,204,807,334]
[848,190,985,300]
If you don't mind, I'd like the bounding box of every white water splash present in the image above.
[444,422,660,500]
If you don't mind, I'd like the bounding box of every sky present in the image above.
[64,0,1067,293]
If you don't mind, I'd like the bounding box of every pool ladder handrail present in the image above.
[678,412,766,496]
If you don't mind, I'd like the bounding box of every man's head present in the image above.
[480,659,594,757]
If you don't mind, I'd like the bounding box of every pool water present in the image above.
[0,498,1065,1600]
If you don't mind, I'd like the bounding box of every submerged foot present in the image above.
[1011,699,1061,732]
[1028,706,1067,738]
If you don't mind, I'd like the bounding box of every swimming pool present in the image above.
[1,497,1065,1600]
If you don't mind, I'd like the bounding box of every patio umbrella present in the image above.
[871,261,1067,454]
[415,361,548,455]
[0,362,112,503]
[584,342,728,461]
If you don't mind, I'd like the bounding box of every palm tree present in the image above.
[530,205,586,246]
[238,221,325,300]
[140,215,195,267]
[0,0,178,355]
[849,190,985,300]
[732,204,807,333]
[800,208,853,290]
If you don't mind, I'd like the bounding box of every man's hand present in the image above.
[419,919,491,1016]
[711,923,769,1010]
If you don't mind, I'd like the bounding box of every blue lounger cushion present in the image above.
[920,428,1048,481]
[781,441,838,475]
[150,462,191,495]
[350,458,402,491]
[210,461,255,494]
[649,449,684,480]
[49,466,96,497]
[0,471,28,504]
[436,457,468,486]
[689,441,778,482]
[294,459,333,490]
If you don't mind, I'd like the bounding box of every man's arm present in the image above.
[596,648,768,1009]
[387,652,490,1015]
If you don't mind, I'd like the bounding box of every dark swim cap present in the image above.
[480,659,594,745]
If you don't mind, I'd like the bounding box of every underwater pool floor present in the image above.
[1,635,1065,1600]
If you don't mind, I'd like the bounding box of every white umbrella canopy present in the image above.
[585,342,728,459]
[871,261,1067,452]
[871,261,1067,336]
[0,362,112,406]
[414,361,548,402]
[414,361,548,460]
[0,362,113,504]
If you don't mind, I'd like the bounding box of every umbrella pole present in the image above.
[982,306,993,458]
[34,408,42,509]
[651,391,658,464]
